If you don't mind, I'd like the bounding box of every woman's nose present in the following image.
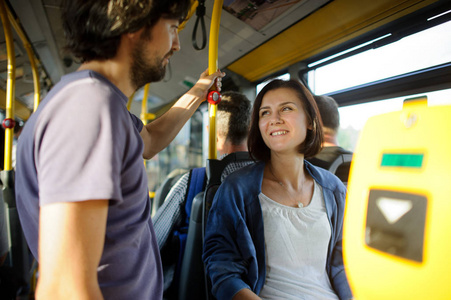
[270,114,282,125]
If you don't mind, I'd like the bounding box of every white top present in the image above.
[258,181,339,300]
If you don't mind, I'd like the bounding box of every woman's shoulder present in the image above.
[219,161,265,196]
[305,160,346,192]
[226,161,264,180]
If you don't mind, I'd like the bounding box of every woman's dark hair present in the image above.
[248,79,323,162]
[61,0,191,62]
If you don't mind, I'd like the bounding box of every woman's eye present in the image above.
[260,111,269,117]
[282,106,292,111]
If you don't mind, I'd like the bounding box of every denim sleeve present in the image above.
[330,188,353,300]
[202,182,255,300]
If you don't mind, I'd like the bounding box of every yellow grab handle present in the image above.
[0,0,16,171]
[208,0,223,160]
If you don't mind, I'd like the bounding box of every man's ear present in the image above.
[126,28,145,42]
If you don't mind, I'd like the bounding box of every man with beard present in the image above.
[14,0,224,299]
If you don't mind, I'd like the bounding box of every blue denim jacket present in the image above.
[203,160,352,300]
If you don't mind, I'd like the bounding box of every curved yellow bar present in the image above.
[127,91,135,111]
[208,0,223,160]
[179,0,198,32]
[0,0,16,171]
[7,8,40,111]
[141,83,150,125]
[139,85,156,122]
[0,88,30,121]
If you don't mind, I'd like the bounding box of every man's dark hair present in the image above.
[248,79,323,161]
[314,95,340,133]
[61,0,191,62]
[217,91,251,146]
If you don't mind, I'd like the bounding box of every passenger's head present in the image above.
[61,0,191,62]
[248,79,323,162]
[216,91,251,153]
[314,95,340,136]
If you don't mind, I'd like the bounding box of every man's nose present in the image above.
[172,32,181,52]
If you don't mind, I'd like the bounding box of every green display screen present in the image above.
[381,153,424,168]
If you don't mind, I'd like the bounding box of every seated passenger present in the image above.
[203,80,352,300]
[152,91,253,297]
[307,95,353,181]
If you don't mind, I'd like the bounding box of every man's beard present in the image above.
[130,39,171,90]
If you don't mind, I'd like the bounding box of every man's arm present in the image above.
[36,200,108,300]
[152,172,189,249]
[140,69,225,159]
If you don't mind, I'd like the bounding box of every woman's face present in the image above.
[258,87,310,155]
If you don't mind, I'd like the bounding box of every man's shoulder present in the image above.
[168,171,192,199]
[60,70,123,96]
[38,70,130,124]
[321,146,353,157]
[221,152,254,180]
[308,146,353,169]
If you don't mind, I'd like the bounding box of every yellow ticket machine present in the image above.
[343,97,451,299]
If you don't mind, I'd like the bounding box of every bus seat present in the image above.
[203,152,254,227]
[177,152,254,300]
[328,153,353,185]
[1,170,30,297]
[152,168,188,216]
[178,191,205,300]
[0,183,8,263]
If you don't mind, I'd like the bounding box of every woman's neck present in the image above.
[268,154,305,189]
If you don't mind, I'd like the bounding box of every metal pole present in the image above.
[208,0,223,159]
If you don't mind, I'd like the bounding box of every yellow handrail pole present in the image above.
[7,8,40,111]
[0,0,16,171]
[140,83,150,172]
[208,0,223,160]
[127,91,135,111]
[139,83,157,199]
[139,84,156,130]
[140,83,150,125]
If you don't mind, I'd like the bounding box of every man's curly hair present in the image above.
[62,0,191,62]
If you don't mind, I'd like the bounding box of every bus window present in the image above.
[337,88,451,151]
[309,20,451,95]
[306,19,451,152]
[146,110,203,193]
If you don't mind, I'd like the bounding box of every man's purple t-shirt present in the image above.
[15,70,163,299]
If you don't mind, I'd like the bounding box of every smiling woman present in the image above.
[258,89,311,158]
[249,80,323,162]
[203,79,352,300]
